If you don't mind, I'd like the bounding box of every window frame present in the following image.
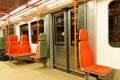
[30,19,44,44]
[109,0,120,47]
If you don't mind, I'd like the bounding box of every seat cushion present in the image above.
[20,41,31,53]
[10,52,35,57]
[84,64,112,75]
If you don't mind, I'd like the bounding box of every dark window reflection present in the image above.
[54,13,64,45]
[109,0,120,47]
[20,24,29,37]
[6,25,14,36]
[31,19,44,43]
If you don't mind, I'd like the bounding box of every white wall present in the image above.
[15,24,20,41]
[96,0,120,69]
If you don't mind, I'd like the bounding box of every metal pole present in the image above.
[73,0,84,74]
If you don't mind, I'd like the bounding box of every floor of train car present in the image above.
[0,61,97,80]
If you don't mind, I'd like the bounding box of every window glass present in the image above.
[54,13,64,45]
[31,19,44,43]
[6,25,14,37]
[109,1,120,47]
[20,24,29,37]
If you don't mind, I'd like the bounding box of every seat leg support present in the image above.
[85,72,89,80]
[90,73,101,80]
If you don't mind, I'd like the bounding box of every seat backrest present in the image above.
[8,34,20,54]
[79,29,94,68]
[40,33,47,41]
[20,35,31,53]
[40,33,47,58]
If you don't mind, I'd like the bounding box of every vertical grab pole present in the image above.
[37,5,40,43]
[4,21,7,52]
[26,0,28,8]
[73,0,84,74]
[8,15,10,36]
[73,0,77,71]
[37,5,40,61]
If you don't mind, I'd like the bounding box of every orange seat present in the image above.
[20,35,35,55]
[79,29,112,80]
[8,34,21,57]
[84,64,112,74]
[20,35,31,53]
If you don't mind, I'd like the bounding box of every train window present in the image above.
[31,19,44,43]
[54,13,64,45]
[20,24,29,37]
[109,1,120,47]
[6,25,14,36]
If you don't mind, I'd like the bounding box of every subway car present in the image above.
[0,0,119,80]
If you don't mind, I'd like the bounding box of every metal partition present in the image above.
[52,3,87,72]
[53,11,67,69]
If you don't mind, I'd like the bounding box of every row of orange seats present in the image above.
[6,34,35,57]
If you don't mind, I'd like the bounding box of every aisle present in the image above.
[0,61,85,80]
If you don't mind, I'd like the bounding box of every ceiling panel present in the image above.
[0,0,30,18]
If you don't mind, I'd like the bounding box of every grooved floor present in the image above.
[0,61,86,80]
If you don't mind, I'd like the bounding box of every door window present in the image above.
[54,13,64,45]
